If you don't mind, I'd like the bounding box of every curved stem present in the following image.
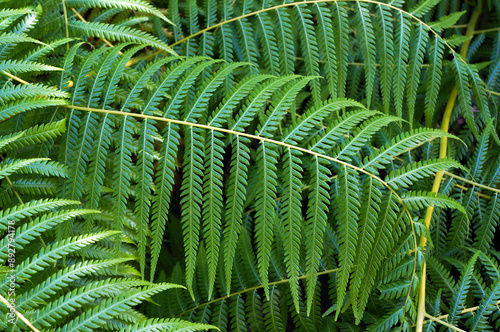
[176,267,339,317]
[424,313,466,332]
[169,0,459,60]
[0,294,40,332]
[415,6,481,332]
[443,171,500,194]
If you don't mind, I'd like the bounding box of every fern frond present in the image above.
[363,129,457,171]
[351,177,382,321]
[0,231,117,291]
[309,108,375,154]
[0,209,97,260]
[180,126,204,298]
[3,119,66,151]
[473,193,500,252]
[410,0,441,18]
[376,3,394,114]
[65,0,173,24]
[294,4,320,104]
[467,278,500,331]
[392,12,411,118]
[335,165,360,317]
[0,83,68,104]
[223,136,250,294]
[280,147,303,312]
[452,54,478,138]
[354,2,377,108]
[17,258,131,310]
[335,116,399,162]
[54,283,180,332]
[402,191,466,214]
[331,2,349,98]
[446,186,478,249]
[0,198,79,228]
[304,155,330,315]
[406,24,428,127]
[386,158,464,190]
[448,252,480,325]
[256,12,280,76]
[254,142,278,299]
[313,3,337,98]
[424,36,445,127]
[68,20,176,55]
[118,318,215,332]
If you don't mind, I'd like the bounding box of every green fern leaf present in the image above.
[335,116,399,162]
[331,2,349,98]
[32,279,151,327]
[65,0,173,24]
[281,147,303,312]
[354,2,377,108]
[474,193,500,252]
[410,0,441,18]
[363,129,457,171]
[223,136,250,294]
[309,108,375,154]
[425,37,445,127]
[17,258,131,310]
[180,126,204,299]
[386,158,464,190]
[468,278,500,331]
[406,24,428,127]
[313,3,337,98]
[376,4,394,114]
[304,155,330,315]
[118,318,215,332]
[0,209,97,260]
[402,191,466,214]
[256,12,280,76]
[393,12,411,118]
[351,177,382,321]
[294,5,320,104]
[254,142,278,299]
[336,165,360,317]
[68,20,176,55]
[275,7,294,76]
[448,252,480,325]
[452,54,478,138]
[55,283,180,332]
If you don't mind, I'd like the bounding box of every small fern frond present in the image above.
[402,191,466,214]
[68,20,176,55]
[65,0,173,24]
[386,158,464,189]
[448,252,480,325]
[335,165,360,317]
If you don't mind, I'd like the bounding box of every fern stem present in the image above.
[423,313,466,332]
[443,170,500,194]
[431,300,500,321]
[415,6,481,332]
[175,267,339,317]
[485,88,500,97]
[168,0,459,60]
[2,71,30,85]
[453,183,491,199]
[0,294,40,332]
[62,0,69,51]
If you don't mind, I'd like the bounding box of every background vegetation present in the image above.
[0,0,499,331]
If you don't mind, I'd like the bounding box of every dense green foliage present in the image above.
[0,0,499,331]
